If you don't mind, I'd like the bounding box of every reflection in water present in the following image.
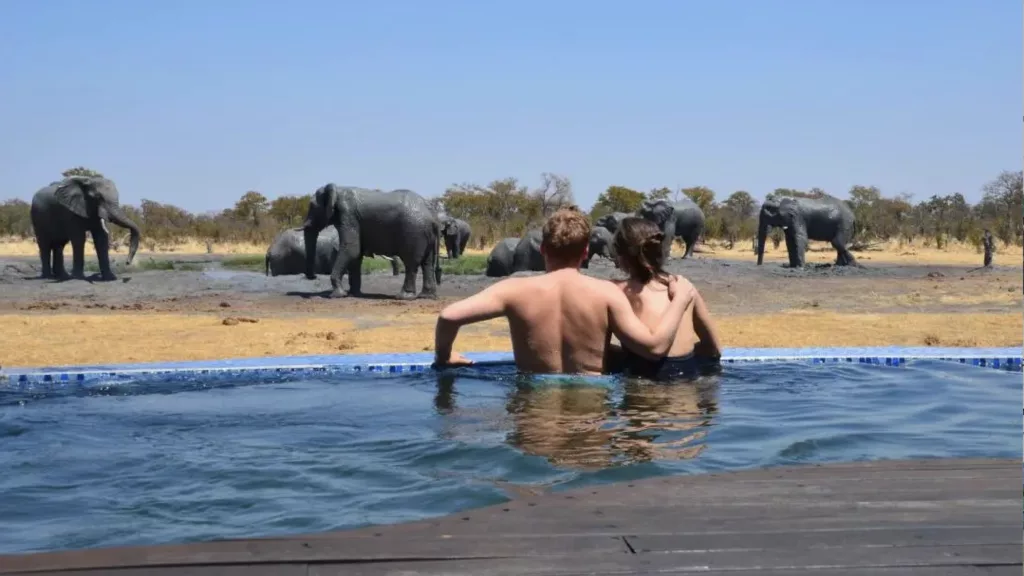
[432,371,720,470]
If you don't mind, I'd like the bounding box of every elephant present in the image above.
[636,198,705,259]
[30,176,141,281]
[265,227,400,277]
[756,195,858,268]
[595,212,630,234]
[485,238,521,277]
[441,216,472,259]
[302,184,441,300]
[582,225,616,269]
[512,228,545,273]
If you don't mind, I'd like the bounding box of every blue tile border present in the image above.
[1,347,1020,392]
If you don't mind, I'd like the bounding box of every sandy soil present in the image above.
[1,245,1020,368]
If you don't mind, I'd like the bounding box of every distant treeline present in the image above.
[1,167,1020,251]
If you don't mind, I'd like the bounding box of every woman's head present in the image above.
[613,217,668,284]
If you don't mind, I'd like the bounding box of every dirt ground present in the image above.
[1,243,1020,368]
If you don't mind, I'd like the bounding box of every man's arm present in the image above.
[691,290,723,359]
[607,278,695,359]
[434,280,514,365]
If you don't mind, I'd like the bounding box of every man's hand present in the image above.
[433,350,473,369]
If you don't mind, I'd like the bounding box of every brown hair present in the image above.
[614,217,669,285]
[542,207,591,264]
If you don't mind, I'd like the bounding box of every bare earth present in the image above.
[1,240,1020,368]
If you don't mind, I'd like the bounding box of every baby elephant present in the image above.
[266,228,400,276]
[266,228,337,276]
[441,217,472,259]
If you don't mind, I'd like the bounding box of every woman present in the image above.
[606,217,723,379]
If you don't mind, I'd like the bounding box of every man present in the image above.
[432,208,697,374]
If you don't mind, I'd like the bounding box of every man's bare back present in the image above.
[504,270,633,373]
[434,269,695,374]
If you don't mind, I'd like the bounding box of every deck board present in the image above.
[2,458,1019,575]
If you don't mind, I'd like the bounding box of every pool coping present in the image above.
[1,346,1020,389]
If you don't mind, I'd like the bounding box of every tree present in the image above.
[647,187,672,201]
[532,173,575,217]
[718,191,757,248]
[0,199,32,238]
[61,166,105,179]
[233,191,269,227]
[681,186,716,212]
[979,170,1023,245]
[269,194,311,226]
[594,186,645,214]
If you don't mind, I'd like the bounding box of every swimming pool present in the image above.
[0,348,1020,555]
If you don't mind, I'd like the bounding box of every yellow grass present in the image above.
[3,236,1018,267]
[2,311,1019,368]
[705,239,1023,267]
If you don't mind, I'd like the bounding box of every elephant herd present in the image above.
[27,175,859,300]
[486,197,710,277]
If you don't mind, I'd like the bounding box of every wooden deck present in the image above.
[1,458,1020,575]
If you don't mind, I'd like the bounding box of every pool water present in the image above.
[0,360,1019,555]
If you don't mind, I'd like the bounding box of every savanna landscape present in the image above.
[1,168,1020,369]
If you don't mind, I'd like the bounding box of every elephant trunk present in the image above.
[303,226,320,280]
[756,217,768,266]
[105,204,140,266]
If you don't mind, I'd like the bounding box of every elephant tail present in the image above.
[265,251,270,276]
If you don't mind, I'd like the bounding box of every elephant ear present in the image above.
[54,178,92,219]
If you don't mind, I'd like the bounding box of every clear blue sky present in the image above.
[1,0,1019,213]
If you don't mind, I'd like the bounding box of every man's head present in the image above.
[541,207,591,270]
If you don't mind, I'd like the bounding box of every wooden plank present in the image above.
[625,525,1020,553]
[2,459,1017,575]
[7,567,305,576]
[307,543,1022,575]
[0,536,629,573]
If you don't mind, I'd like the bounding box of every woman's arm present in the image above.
[691,290,723,359]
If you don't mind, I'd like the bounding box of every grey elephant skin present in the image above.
[636,198,705,259]
[582,225,616,269]
[595,212,629,234]
[302,184,442,300]
[485,238,521,277]
[266,227,400,277]
[30,176,141,281]
[512,228,545,273]
[441,216,472,259]
[756,195,858,268]
[266,228,337,276]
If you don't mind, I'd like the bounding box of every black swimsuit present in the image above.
[613,349,702,380]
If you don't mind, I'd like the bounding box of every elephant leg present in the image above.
[785,228,808,268]
[37,241,52,279]
[52,244,69,280]
[92,227,115,280]
[832,236,858,267]
[417,255,439,300]
[396,256,419,300]
[70,231,87,279]
[328,224,359,298]
[682,236,696,259]
[345,256,363,297]
[391,258,401,276]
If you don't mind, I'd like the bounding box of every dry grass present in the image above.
[704,239,1023,267]
[2,310,1019,368]
[3,235,1019,267]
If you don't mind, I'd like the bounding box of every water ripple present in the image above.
[0,360,1018,555]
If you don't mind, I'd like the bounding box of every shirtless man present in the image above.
[432,208,697,374]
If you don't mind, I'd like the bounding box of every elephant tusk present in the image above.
[781,226,789,230]
[100,218,110,235]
